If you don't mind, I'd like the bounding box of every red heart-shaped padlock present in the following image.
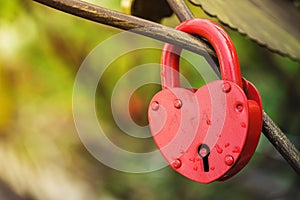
[149,80,252,183]
[148,19,263,183]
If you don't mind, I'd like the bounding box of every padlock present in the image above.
[148,18,263,183]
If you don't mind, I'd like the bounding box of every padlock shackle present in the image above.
[161,18,243,89]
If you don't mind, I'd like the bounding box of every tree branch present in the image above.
[166,0,194,21]
[262,111,300,174]
[33,0,300,175]
[33,0,216,59]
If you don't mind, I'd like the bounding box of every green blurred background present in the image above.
[0,0,299,199]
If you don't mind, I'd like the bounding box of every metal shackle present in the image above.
[161,18,243,89]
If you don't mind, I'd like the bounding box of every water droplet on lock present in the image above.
[193,166,198,171]
[216,144,223,154]
[232,146,241,153]
[225,143,230,148]
[210,166,215,171]
[206,119,211,125]
[241,122,246,128]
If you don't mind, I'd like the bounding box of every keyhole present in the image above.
[198,144,210,172]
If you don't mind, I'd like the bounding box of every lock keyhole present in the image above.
[198,144,210,172]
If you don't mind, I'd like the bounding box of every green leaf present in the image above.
[189,0,300,61]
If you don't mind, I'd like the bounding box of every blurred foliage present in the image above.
[0,0,299,200]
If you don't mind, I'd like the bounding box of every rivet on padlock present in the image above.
[148,18,263,183]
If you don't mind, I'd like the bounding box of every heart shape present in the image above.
[148,80,250,183]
